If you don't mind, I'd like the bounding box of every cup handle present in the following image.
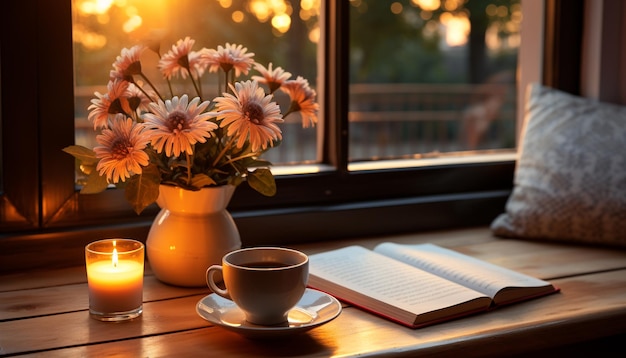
[206,265,230,300]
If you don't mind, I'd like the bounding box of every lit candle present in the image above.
[85,239,144,321]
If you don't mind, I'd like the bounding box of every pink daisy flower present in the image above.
[94,115,150,184]
[211,80,284,152]
[88,79,133,129]
[252,62,292,93]
[189,49,209,78]
[280,76,319,128]
[110,45,146,82]
[159,37,207,80]
[204,43,255,77]
[142,95,217,157]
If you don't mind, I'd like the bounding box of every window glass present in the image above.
[72,0,320,171]
[349,0,520,161]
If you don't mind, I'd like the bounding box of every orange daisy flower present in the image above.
[159,37,207,80]
[110,45,146,82]
[204,43,255,77]
[252,62,292,93]
[281,76,319,128]
[142,95,217,157]
[88,79,133,129]
[211,80,284,152]
[94,115,150,183]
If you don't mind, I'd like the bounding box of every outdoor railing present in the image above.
[74,83,516,165]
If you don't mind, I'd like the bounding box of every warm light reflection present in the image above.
[390,2,403,15]
[112,245,119,267]
[97,13,110,24]
[79,0,114,15]
[368,0,521,50]
[218,0,233,8]
[301,0,315,11]
[123,15,142,33]
[300,0,320,19]
[74,0,319,50]
[423,19,439,39]
[485,3,522,50]
[232,10,245,23]
[440,12,470,47]
[74,0,168,49]
[247,0,319,34]
[411,0,440,12]
[420,10,432,20]
[443,0,463,11]
[272,13,292,33]
[73,25,108,49]
[273,0,288,13]
[308,26,320,43]
[249,0,271,22]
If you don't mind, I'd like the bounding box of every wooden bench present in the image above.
[1,226,625,357]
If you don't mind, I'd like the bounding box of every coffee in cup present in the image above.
[206,247,309,325]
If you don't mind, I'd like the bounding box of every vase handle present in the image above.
[206,265,231,299]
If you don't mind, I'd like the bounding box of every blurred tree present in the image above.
[349,0,520,84]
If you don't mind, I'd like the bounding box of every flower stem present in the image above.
[217,70,222,96]
[139,72,164,101]
[166,78,174,98]
[283,100,301,118]
[212,136,235,168]
[224,152,257,166]
[188,71,203,102]
[224,70,228,94]
[186,152,193,185]
[132,80,156,103]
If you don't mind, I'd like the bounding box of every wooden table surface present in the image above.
[2,227,626,357]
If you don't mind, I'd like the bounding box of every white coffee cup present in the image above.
[206,247,309,325]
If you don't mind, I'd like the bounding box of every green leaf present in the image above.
[78,162,98,176]
[125,164,161,214]
[80,170,109,194]
[246,158,272,167]
[228,175,244,187]
[247,168,276,196]
[190,173,217,188]
[62,145,98,165]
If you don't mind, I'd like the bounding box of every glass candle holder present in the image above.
[85,238,144,322]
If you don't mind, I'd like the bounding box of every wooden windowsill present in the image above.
[1,227,625,357]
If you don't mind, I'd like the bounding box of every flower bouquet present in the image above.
[64,37,318,214]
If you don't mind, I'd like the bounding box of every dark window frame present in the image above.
[1,0,582,272]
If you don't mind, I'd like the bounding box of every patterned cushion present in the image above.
[491,83,626,247]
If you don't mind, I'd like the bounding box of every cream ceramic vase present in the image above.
[146,184,241,287]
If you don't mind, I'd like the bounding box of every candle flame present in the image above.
[112,247,118,268]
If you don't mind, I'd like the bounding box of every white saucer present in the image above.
[196,288,342,339]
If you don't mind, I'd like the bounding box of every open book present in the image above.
[307,243,559,328]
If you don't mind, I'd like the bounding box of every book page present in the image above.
[308,246,488,316]
[374,243,553,299]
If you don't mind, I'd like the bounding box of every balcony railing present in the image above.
[74,82,516,165]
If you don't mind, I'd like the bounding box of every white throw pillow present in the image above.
[491,83,626,247]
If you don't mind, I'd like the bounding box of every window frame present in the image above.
[0,0,76,233]
[2,0,576,272]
